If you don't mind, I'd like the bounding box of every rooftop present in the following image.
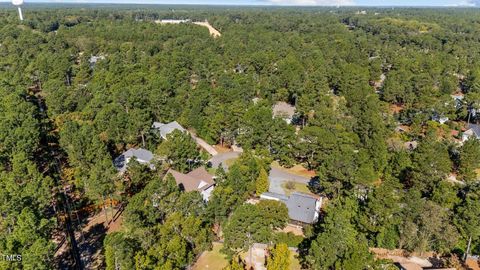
[114,148,154,172]
[165,167,214,192]
[272,101,295,119]
[261,191,321,224]
[467,123,480,138]
[286,192,319,224]
[153,121,186,139]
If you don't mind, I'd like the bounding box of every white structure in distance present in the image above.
[12,0,24,21]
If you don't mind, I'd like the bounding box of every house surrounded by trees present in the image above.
[114,148,155,173]
[165,167,215,201]
[260,192,322,225]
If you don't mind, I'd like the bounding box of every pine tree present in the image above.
[255,167,269,196]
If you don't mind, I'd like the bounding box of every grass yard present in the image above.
[192,242,228,270]
[271,161,316,178]
[193,242,302,270]
[281,182,314,196]
[207,167,217,175]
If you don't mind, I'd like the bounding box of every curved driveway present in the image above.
[209,151,241,171]
[268,167,311,195]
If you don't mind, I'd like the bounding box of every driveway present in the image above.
[209,151,241,171]
[192,135,218,156]
[268,167,311,195]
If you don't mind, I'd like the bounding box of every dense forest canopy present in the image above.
[0,4,479,269]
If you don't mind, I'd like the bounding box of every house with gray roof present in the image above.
[152,121,186,140]
[462,124,480,142]
[260,191,322,224]
[114,148,155,173]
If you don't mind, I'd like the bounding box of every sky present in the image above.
[0,0,479,7]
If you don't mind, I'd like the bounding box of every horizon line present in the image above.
[0,1,477,7]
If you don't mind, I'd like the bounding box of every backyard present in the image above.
[192,242,302,270]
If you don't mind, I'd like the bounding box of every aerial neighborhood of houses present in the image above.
[113,87,480,226]
[112,106,325,224]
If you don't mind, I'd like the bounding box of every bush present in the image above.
[285,181,296,190]
[273,232,303,247]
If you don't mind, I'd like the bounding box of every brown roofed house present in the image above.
[165,167,215,201]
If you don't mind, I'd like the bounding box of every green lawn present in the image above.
[281,182,314,196]
[207,167,217,175]
[192,242,302,270]
[192,242,228,270]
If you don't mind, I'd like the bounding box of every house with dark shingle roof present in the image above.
[260,192,322,225]
[152,121,186,140]
[114,148,155,173]
[165,167,215,201]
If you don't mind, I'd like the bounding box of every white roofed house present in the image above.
[431,113,449,124]
[273,101,296,124]
[89,55,106,68]
[114,148,155,173]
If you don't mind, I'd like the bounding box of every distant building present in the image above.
[272,101,296,124]
[152,121,186,140]
[165,167,215,201]
[89,55,105,68]
[260,192,322,224]
[431,114,449,124]
[451,93,464,109]
[463,124,480,142]
[114,148,155,173]
[156,19,191,24]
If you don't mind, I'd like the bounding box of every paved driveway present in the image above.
[209,151,241,171]
[268,167,311,195]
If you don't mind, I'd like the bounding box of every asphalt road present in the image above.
[209,152,311,195]
[209,151,241,171]
[268,167,311,195]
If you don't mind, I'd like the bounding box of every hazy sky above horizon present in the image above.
[0,0,479,7]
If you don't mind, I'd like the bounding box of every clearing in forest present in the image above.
[193,21,221,38]
[155,19,221,38]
